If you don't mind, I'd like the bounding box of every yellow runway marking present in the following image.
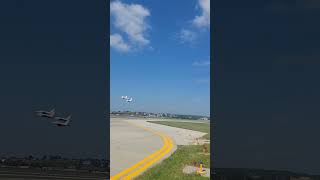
[110,122,174,180]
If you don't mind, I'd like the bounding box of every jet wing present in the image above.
[55,118,68,122]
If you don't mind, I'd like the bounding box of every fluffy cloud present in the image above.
[180,29,197,43]
[110,34,130,52]
[193,0,210,29]
[110,1,150,48]
[179,0,210,43]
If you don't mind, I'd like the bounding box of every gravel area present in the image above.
[126,118,207,145]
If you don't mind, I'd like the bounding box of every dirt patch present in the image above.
[182,165,210,177]
[192,138,210,145]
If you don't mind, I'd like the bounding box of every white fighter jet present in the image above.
[35,108,55,118]
[126,97,133,102]
[121,96,128,100]
[121,96,133,102]
[52,115,71,127]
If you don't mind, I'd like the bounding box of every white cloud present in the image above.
[180,29,197,43]
[179,0,210,43]
[110,33,131,52]
[192,60,210,67]
[193,0,210,29]
[110,1,150,47]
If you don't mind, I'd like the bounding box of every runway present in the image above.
[110,117,207,179]
[110,118,175,179]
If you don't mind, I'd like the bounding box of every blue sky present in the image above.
[110,0,210,116]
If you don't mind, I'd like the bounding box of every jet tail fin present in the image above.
[65,115,72,122]
[63,115,71,125]
[50,108,55,114]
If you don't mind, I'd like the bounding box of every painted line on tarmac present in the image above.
[110,121,174,180]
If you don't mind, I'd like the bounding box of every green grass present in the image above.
[148,121,210,140]
[136,145,210,180]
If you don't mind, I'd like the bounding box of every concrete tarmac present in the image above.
[110,117,208,179]
[110,118,163,176]
[130,119,207,145]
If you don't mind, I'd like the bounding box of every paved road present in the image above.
[110,118,163,177]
